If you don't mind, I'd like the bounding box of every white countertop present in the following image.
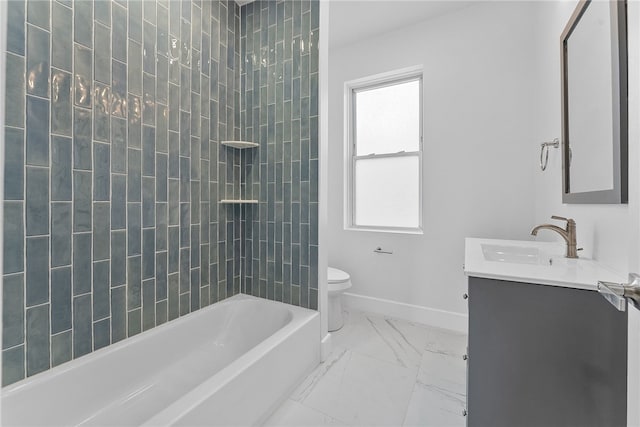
[464,238,626,291]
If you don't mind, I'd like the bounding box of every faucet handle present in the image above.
[551,215,575,224]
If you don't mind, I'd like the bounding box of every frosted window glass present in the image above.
[355,156,420,228]
[355,79,420,156]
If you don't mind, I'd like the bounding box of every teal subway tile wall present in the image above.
[3,0,319,387]
[0,0,287,386]
[240,0,319,309]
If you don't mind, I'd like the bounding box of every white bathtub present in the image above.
[2,294,320,426]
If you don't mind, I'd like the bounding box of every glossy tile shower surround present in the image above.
[2,0,244,386]
[240,1,319,308]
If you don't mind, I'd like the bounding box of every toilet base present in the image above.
[328,292,345,332]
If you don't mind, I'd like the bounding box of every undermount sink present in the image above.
[481,244,560,265]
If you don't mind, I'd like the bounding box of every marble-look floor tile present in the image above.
[332,310,431,370]
[423,326,468,359]
[270,310,469,427]
[403,381,466,427]
[293,348,417,426]
[291,347,351,402]
[264,399,344,426]
[418,351,466,396]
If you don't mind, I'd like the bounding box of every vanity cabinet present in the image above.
[466,276,627,427]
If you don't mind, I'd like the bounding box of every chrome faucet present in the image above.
[530,216,579,259]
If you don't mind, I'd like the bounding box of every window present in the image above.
[345,68,423,233]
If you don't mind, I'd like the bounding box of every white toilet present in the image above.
[328,267,352,332]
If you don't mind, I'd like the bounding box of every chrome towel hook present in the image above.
[540,138,560,171]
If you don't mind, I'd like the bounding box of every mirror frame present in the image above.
[560,0,628,204]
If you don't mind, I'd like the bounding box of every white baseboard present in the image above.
[320,333,333,362]
[342,292,468,333]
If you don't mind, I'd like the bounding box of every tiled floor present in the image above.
[264,310,468,426]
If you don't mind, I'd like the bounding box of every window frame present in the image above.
[344,66,424,234]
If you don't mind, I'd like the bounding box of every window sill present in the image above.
[344,226,424,235]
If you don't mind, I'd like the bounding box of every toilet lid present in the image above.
[328,267,350,283]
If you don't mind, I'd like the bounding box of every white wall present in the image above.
[328,2,539,321]
[531,1,631,275]
[318,0,331,359]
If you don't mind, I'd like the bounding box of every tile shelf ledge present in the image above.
[220,141,259,149]
[219,199,259,204]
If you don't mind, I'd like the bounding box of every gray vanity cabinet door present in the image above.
[467,277,627,427]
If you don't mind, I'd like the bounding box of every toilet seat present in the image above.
[328,267,352,293]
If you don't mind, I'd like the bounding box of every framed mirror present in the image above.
[561,0,628,204]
